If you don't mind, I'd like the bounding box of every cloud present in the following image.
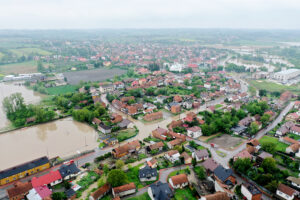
[0,0,299,29]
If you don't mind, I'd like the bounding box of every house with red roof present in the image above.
[233,150,252,161]
[27,186,52,200]
[31,171,62,187]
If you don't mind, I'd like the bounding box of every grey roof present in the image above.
[58,163,80,178]
[202,158,219,172]
[139,166,157,179]
[150,181,173,200]
[99,123,111,130]
[194,149,209,159]
[213,165,233,183]
[231,126,247,133]
[65,189,76,198]
[118,119,132,128]
[243,183,261,195]
[0,157,49,179]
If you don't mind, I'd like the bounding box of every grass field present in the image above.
[0,61,38,74]
[288,133,300,140]
[259,136,289,152]
[127,192,151,200]
[45,85,77,95]
[174,188,197,200]
[115,128,137,142]
[249,80,300,95]
[10,48,52,57]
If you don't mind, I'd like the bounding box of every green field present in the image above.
[10,48,52,57]
[259,136,289,152]
[174,188,197,200]
[116,128,137,142]
[288,133,300,140]
[127,192,151,200]
[0,52,4,59]
[249,80,300,95]
[0,61,37,74]
[45,85,77,95]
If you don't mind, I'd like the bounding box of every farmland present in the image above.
[10,48,52,57]
[0,61,38,74]
[64,68,126,85]
[45,85,77,95]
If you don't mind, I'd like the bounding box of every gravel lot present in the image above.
[64,68,126,84]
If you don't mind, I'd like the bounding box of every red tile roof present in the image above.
[170,174,188,186]
[31,171,62,188]
[277,183,296,196]
[113,182,136,194]
[7,181,32,199]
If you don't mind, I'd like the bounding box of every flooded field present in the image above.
[0,118,98,170]
[0,82,44,130]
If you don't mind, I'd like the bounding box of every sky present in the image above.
[0,0,300,29]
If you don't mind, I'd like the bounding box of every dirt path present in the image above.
[77,181,98,200]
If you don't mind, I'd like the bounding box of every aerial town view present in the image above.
[0,1,300,200]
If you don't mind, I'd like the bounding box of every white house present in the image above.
[276,184,298,200]
[169,174,189,189]
[169,63,184,72]
[99,84,114,93]
[241,183,262,200]
[187,126,202,138]
[112,183,136,198]
[287,176,300,190]
[165,150,180,163]
[192,149,209,162]
[290,125,300,136]
[204,83,211,89]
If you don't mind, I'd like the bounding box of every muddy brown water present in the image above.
[0,118,98,170]
[0,82,44,130]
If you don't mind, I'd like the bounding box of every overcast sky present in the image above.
[0,0,300,29]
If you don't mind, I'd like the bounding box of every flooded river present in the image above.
[0,82,44,130]
[0,118,98,170]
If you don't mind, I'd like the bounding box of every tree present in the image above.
[262,157,277,173]
[115,160,125,169]
[37,61,45,72]
[195,166,206,180]
[265,180,279,193]
[259,89,267,97]
[107,169,128,187]
[51,192,66,200]
[262,142,276,154]
[148,63,160,71]
[233,158,252,174]
[2,93,25,114]
[249,122,259,135]
[192,158,197,167]
[261,113,271,126]
[103,164,109,175]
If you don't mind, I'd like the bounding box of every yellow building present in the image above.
[0,157,50,186]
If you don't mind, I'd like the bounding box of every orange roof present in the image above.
[170,174,188,185]
[113,182,136,194]
[7,182,32,199]
[91,184,110,199]
[282,137,299,145]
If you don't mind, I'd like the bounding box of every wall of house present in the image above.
[0,163,50,185]
[276,190,293,200]
[115,189,136,197]
[241,185,253,200]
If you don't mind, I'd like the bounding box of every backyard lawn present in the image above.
[46,85,77,95]
[259,136,289,152]
[127,164,145,189]
[115,128,137,142]
[168,168,188,179]
[249,80,300,95]
[288,133,300,141]
[174,188,197,200]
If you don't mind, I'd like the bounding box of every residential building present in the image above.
[169,63,184,72]
[202,158,219,174]
[31,170,62,187]
[287,176,300,189]
[89,184,110,200]
[0,157,50,186]
[148,181,173,200]
[171,105,181,114]
[276,183,298,200]
[231,126,247,135]
[286,143,300,154]
[65,188,76,200]
[180,152,192,164]
[276,126,289,136]
[147,158,158,168]
[58,163,80,180]
[139,166,157,182]
[167,139,183,149]
[98,123,112,134]
[193,149,209,162]
[187,126,202,138]
[92,118,101,126]
[200,192,229,200]
[147,142,164,152]
[169,174,189,189]
[246,139,261,154]
[27,186,52,200]
[273,69,300,83]
[99,84,114,93]
[213,166,236,186]
[111,114,123,124]
[144,112,163,122]
[290,125,300,135]
[233,150,252,162]
[152,127,168,140]
[112,182,136,198]
[117,119,133,129]
[165,150,180,163]
[256,152,273,165]
[7,181,32,200]
[241,183,262,200]
[112,140,141,158]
